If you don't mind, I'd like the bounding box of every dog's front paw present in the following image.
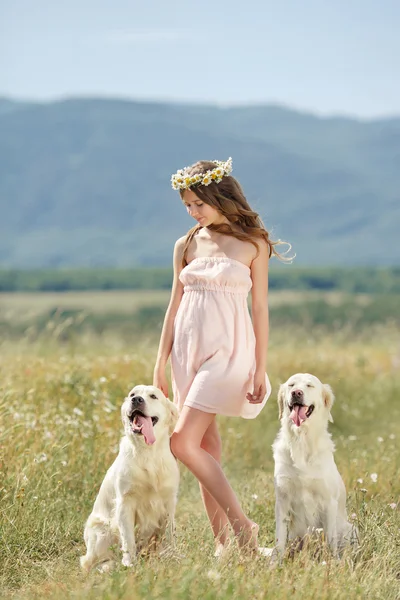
[268,547,282,569]
[80,555,92,573]
[97,560,115,574]
[121,553,135,568]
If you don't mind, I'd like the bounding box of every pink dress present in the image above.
[171,256,271,419]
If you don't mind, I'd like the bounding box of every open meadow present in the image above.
[0,291,399,599]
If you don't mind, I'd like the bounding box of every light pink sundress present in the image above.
[171,256,271,419]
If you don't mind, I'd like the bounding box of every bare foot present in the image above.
[236,521,259,552]
[214,542,226,559]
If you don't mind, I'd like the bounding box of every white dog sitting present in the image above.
[272,373,357,558]
[80,385,180,572]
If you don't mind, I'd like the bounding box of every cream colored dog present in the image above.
[272,373,357,557]
[80,385,180,572]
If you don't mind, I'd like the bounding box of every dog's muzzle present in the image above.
[288,390,315,426]
[127,396,159,446]
[131,395,145,409]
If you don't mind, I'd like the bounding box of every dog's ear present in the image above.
[277,384,286,420]
[323,384,335,423]
[167,400,179,436]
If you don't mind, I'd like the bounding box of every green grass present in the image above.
[1,291,399,344]
[0,324,399,599]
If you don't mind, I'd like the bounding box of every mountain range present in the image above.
[0,97,398,267]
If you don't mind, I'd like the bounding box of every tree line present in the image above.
[0,267,399,294]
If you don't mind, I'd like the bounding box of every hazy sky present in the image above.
[1,0,399,117]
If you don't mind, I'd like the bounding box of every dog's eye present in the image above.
[150,394,158,399]
[306,384,314,388]
[288,384,294,388]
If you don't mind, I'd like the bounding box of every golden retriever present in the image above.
[272,373,358,557]
[80,385,179,572]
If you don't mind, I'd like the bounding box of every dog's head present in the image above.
[277,373,334,430]
[121,384,179,446]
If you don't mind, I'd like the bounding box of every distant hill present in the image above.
[0,97,398,267]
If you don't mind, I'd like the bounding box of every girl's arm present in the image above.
[153,237,185,397]
[247,240,269,404]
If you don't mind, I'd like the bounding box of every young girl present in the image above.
[153,157,286,555]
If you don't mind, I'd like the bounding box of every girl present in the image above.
[153,157,287,555]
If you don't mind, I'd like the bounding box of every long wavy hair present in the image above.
[178,160,292,267]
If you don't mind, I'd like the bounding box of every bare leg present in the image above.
[199,420,229,549]
[171,406,257,549]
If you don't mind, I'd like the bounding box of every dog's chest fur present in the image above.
[105,436,180,534]
[273,425,339,528]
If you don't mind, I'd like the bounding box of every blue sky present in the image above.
[1,0,399,117]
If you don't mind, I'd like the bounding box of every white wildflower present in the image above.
[388,503,397,510]
[370,473,378,483]
[202,173,212,186]
[34,453,48,464]
[252,494,258,500]
[103,400,116,412]
[207,569,221,582]
[73,407,84,416]
[377,437,384,443]
[99,377,107,383]
[389,434,396,440]
[348,435,357,441]
[357,478,363,484]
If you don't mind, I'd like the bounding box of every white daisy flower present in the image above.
[202,173,212,186]
[170,158,233,190]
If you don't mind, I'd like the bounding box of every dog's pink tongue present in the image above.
[136,415,156,445]
[290,405,308,427]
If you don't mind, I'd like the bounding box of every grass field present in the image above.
[0,298,399,599]
[0,289,370,318]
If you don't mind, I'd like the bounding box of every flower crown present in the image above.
[171,157,233,190]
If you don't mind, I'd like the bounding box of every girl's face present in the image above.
[182,189,226,227]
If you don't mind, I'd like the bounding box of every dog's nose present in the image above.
[131,395,145,407]
[291,389,304,401]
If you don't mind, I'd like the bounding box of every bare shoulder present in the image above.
[175,235,187,248]
[251,238,270,266]
[173,235,187,266]
[257,238,270,254]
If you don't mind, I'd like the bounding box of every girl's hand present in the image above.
[246,369,267,404]
[153,365,169,399]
